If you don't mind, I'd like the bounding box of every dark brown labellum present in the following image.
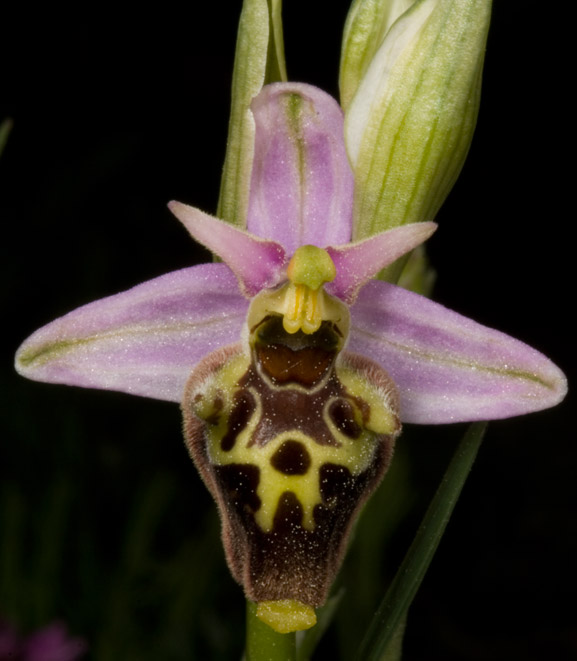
[182,317,400,608]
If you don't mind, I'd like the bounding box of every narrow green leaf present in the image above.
[267,0,287,83]
[380,612,406,661]
[217,0,286,228]
[0,118,13,159]
[359,421,487,661]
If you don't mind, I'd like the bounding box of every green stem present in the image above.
[0,118,13,159]
[359,421,487,661]
[245,600,297,661]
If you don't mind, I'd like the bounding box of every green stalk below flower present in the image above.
[245,600,296,661]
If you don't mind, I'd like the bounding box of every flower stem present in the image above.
[359,421,487,661]
[245,600,297,661]
[0,118,13,158]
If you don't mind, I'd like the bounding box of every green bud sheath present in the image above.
[340,0,414,110]
[217,0,287,228]
[344,0,492,240]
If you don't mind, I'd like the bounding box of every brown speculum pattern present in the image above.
[182,315,400,607]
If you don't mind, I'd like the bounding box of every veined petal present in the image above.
[247,83,354,253]
[349,281,567,424]
[326,221,437,303]
[168,201,286,297]
[15,264,249,403]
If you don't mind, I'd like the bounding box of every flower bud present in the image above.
[340,0,413,110]
[343,0,492,240]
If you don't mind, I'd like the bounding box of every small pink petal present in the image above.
[326,221,437,303]
[24,622,87,661]
[168,200,286,296]
[0,620,19,656]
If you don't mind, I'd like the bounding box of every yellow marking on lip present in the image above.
[209,423,379,533]
[256,599,316,633]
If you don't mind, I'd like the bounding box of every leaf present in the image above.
[217,0,287,227]
[359,421,487,660]
[0,118,13,159]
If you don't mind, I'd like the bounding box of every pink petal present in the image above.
[349,281,567,424]
[15,264,249,402]
[168,201,286,297]
[247,83,354,253]
[326,221,437,303]
[0,620,19,656]
[24,622,87,661]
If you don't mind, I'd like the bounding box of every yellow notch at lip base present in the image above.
[256,599,317,633]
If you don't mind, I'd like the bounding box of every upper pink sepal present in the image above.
[247,83,354,253]
[168,201,286,297]
[326,221,437,303]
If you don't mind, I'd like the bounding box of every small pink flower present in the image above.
[0,620,86,661]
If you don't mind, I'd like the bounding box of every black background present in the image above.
[1,2,574,659]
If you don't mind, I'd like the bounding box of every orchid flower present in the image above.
[15,81,566,633]
[0,619,86,661]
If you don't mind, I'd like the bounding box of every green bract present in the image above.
[340,0,413,110]
[217,0,286,228]
[343,0,491,248]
